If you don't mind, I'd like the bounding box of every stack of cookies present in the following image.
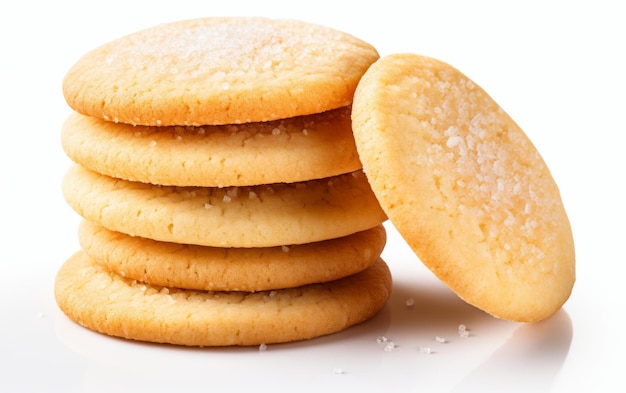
[55,17,391,346]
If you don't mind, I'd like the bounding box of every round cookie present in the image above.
[61,107,362,187]
[351,53,575,322]
[62,165,387,248]
[55,251,392,346]
[78,220,386,291]
[62,17,379,126]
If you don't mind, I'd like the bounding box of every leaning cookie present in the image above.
[62,17,379,126]
[61,107,361,187]
[351,53,575,322]
[62,165,387,248]
[55,251,392,346]
[78,220,386,291]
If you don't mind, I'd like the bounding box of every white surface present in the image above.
[1,1,623,392]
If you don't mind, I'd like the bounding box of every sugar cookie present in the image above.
[79,220,386,291]
[61,107,361,187]
[62,165,387,248]
[55,251,392,346]
[351,53,575,322]
[62,17,379,126]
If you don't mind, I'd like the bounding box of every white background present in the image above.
[1,1,624,392]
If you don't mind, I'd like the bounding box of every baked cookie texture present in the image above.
[55,252,392,346]
[79,220,387,292]
[61,107,362,187]
[351,53,575,322]
[56,16,390,346]
[62,165,386,248]
[62,17,379,126]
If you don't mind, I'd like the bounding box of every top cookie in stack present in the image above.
[56,17,391,347]
[63,17,378,128]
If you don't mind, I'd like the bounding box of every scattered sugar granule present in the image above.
[222,195,232,203]
[268,291,277,298]
[259,343,267,352]
[248,191,258,199]
[149,140,157,147]
[435,336,447,343]
[405,298,415,308]
[204,203,212,209]
[281,245,290,252]
[458,324,470,338]
[271,127,281,135]
[377,335,398,351]
[419,346,433,354]
[175,135,183,141]
[332,368,345,375]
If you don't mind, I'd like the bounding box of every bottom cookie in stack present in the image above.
[55,252,391,347]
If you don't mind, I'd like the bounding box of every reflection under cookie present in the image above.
[453,309,572,392]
